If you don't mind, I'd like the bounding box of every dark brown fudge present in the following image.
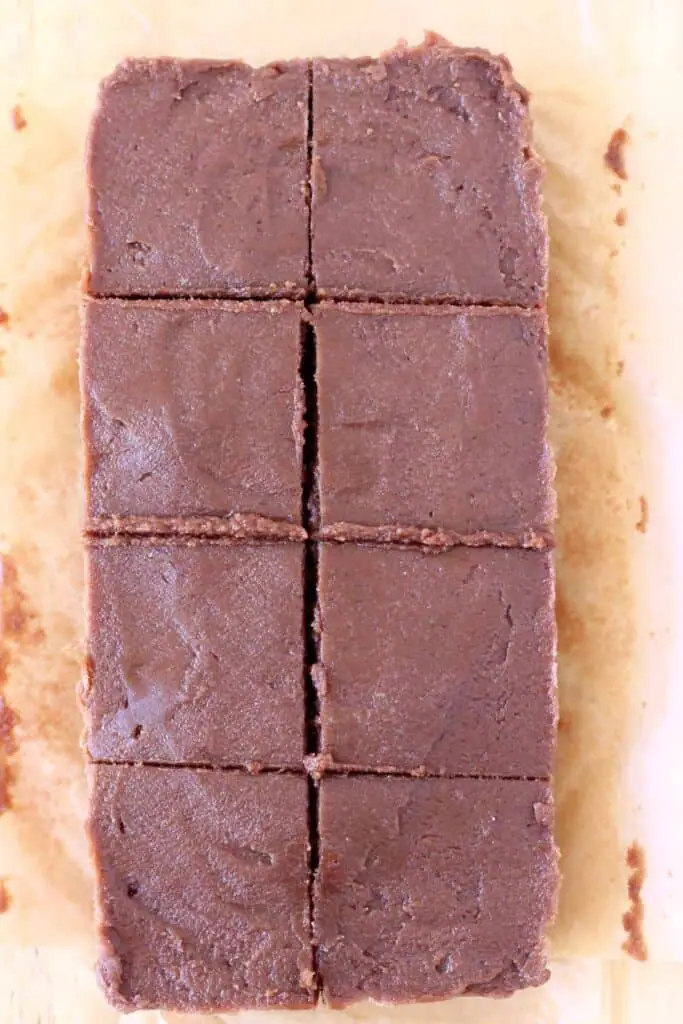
[315,775,557,1007]
[89,765,314,1012]
[82,299,304,530]
[82,38,557,1014]
[318,545,556,777]
[87,58,308,298]
[83,542,305,766]
[316,303,553,544]
[312,36,546,304]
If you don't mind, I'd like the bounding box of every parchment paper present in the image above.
[1,0,682,1020]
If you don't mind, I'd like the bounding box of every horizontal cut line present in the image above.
[333,771,551,782]
[85,522,553,551]
[312,293,544,311]
[89,758,550,784]
[87,514,306,543]
[86,533,306,548]
[84,292,544,313]
[85,292,544,311]
[304,757,551,782]
[316,525,554,551]
[90,759,303,775]
[86,290,306,302]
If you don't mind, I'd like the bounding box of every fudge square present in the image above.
[82,299,303,528]
[315,775,557,1007]
[87,58,308,298]
[82,541,305,767]
[89,765,314,1012]
[312,35,546,304]
[316,303,553,543]
[318,544,556,777]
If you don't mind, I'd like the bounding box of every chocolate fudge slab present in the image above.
[318,545,556,777]
[82,299,303,527]
[89,765,314,1012]
[316,775,557,1007]
[83,542,305,766]
[311,35,546,304]
[87,59,308,297]
[316,303,553,543]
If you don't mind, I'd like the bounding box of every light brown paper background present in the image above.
[1,0,683,1019]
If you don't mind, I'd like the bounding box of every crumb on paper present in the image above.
[0,554,46,819]
[0,674,17,815]
[617,360,625,376]
[635,496,649,534]
[10,105,27,132]
[0,661,17,822]
[1,556,45,644]
[0,762,14,815]
[615,208,627,227]
[0,879,10,913]
[554,587,587,656]
[610,183,622,195]
[549,338,616,412]
[0,696,18,757]
[600,404,615,420]
[0,309,9,329]
[622,841,648,961]
[604,127,630,181]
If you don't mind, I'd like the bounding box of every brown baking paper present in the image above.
[1,0,683,1020]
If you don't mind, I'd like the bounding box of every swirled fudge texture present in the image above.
[82,299,303,528]
[89,766,314,1012]
[315,775,557,1006]
[83,542,305,767]
[87,58,309,297]
[318,544,556,776]
[312,36,546,303]
[316,303,553,543]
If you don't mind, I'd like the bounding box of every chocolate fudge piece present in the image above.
[315,775,557,1006]
[82,299,304,529]
[318,545,556,777]
[312,36,546,304]
[87,58,308,297]
[89,765,314,1012]
[316,303,553,544]
[83,542,305,766]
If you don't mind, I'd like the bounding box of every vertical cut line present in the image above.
[300,327,320,992]
[301,319,320,753]
[306,773,320,998]
[302,59,321,998]
[305,59,316,298]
